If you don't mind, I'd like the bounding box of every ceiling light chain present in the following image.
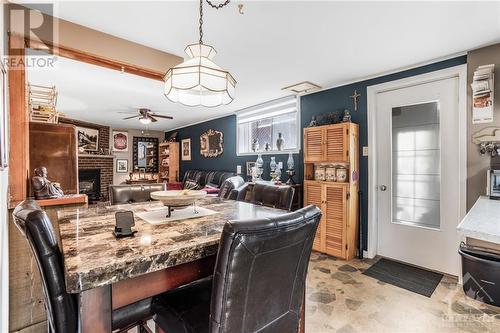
[164,0,236,107]
[206,0,231,10]
[199,0,204,44]
[199,0,231,45]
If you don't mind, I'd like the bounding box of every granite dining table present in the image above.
[56,196,306,333]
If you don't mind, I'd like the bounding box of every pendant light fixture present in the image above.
[164,0,236,107]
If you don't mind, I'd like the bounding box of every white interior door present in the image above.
[376,77,461,276]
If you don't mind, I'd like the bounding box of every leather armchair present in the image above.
[218,176,245,200]
[109,183,166,205]
[152,205,321,333]
[239,183,295,211]
[12,200,153,333]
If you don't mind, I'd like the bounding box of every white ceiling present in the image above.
[29,1,500,131]
[28,57,182,130]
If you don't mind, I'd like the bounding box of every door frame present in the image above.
[366,64,467,259]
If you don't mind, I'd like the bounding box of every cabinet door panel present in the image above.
[325,185,346,257]
[304,128,324,162]
[304,182,324,252]
[325,125,348,162]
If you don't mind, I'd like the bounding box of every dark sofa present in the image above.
[182,170,235,190]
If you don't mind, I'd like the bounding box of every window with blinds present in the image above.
[236,96,300,155]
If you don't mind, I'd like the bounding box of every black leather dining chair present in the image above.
[109,183,166,205]
[238,183,295,211]
[12,200,153,333]
[152,205,321,333]
[217,176,245,200]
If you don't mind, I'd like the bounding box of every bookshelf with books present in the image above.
[159,141,179,183]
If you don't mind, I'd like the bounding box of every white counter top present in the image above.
[457,196,500,244]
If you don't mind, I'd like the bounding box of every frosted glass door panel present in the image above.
[392,102,440,229]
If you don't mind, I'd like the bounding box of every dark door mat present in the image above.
[362,258,443,297]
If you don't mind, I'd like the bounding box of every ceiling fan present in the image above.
[121,108,173,125]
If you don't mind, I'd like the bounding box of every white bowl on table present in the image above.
[150,190,207,208]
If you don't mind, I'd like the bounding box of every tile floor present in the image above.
[306,252,500,333]
[136,252,500,333]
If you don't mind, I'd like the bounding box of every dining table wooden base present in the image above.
[79,256,216,333]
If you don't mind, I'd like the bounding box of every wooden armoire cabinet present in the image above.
[159,142,180,183]
[303,123,359,260]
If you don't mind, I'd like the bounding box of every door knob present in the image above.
[380,185,387,191]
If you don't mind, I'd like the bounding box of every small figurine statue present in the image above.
[342,109,352,123]
[308,116,318,127]
[31,166,64,199]
[251,138,260,152]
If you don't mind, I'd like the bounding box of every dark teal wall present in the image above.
[166,55,467,251]
[300,55,467,251]
[165,115,300,183]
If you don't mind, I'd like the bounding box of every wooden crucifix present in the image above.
[350,90,361,111]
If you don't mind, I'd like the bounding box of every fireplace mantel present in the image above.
[79,154,115,159]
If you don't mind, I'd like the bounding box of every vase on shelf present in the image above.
[255,154,264,181]
[269,157,277,171]
[275,166,282,182]
[276,133,285,151]
[287,153,294,170]
[286,153,296,185]
[269,157,277,181]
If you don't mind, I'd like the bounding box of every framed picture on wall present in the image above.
[182,138,191,161]
[0,61,7,170]
[246,161,256,176]
[112,130,129,152]
[77,126,99,153]
[116,159,128,173]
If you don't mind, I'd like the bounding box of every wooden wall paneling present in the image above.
[8,34,29,208]
[8,213,47,332]
[9,202,87,333]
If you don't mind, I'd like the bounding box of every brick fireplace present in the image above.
[78,157,113,201]
[61,118,114,202]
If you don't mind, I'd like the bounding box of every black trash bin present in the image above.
[459,242,500,307]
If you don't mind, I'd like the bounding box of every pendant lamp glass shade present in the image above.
[164,43,236,107]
